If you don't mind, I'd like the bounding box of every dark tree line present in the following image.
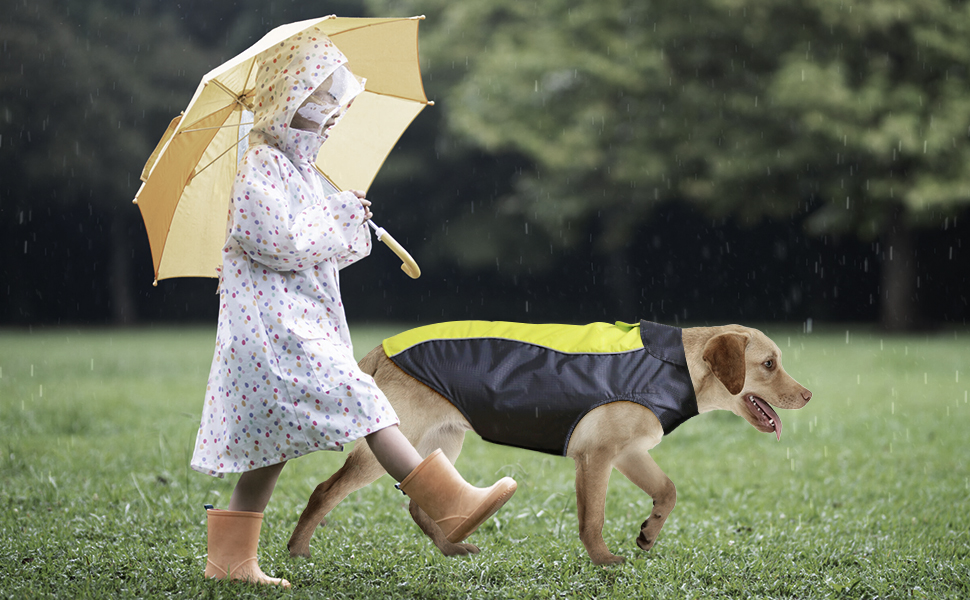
[2,0,967,329]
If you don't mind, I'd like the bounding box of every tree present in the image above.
[0,0,215,323]
[366,0,970,329]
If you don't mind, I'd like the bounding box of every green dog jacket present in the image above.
[383,320,699,456]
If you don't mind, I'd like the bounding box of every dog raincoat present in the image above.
[192,29,399,476]
[384,320,699,456]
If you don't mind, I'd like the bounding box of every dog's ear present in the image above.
[702,332,749,395]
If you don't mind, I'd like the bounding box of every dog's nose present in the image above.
[801,389,813,403]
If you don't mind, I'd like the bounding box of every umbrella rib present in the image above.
[183,122,255,134]
[192,136,246,182]
[365,91,434,106]
[211,79,256,111]
[311,164,341,191]
[243,51,260,99]
[328,16,425,38]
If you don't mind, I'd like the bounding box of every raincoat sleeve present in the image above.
[333,221,371,270]
[228,150,371,271]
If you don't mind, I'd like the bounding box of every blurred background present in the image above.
[2,0,968,331]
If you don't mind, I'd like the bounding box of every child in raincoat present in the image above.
[191,28,516,587]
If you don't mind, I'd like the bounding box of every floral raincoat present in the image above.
[191,28,399,476]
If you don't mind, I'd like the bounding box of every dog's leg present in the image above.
[574,450,624,565]
[406,425,481,556]
[287,443,386,558]
[613,446,676,552]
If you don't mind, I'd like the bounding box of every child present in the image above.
[191,28,516,587]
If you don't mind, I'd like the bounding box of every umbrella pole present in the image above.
[368,220,421,279]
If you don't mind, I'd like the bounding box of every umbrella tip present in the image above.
[427,100,435,106]
[152,279,158,287]
[132,198,138,205]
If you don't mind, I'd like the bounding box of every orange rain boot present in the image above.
[398,449,517,543]
[204,508,290,588]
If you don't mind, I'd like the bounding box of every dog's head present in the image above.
[697,326,811,440]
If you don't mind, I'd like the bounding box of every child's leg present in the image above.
[228,461,287,512]
[365,425,422,482]
[206,461,290,587]
[365,424,516,544]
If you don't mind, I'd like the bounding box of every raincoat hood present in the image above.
[251,28,364,160]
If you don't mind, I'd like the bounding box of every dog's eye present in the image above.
[763,360,774,369]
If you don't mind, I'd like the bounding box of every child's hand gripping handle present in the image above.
[369,221,421,279]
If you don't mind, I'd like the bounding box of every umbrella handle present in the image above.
[369,221,421,279]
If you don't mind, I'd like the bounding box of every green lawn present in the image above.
[1,323,968,599]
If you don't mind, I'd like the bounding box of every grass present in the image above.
[0,322,968,599]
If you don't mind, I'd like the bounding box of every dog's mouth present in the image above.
[745,394,782,441]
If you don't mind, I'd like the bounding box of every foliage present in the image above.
[2,1,967,326]
[367,0,970,250]
[0,0,213,209]
[1,324,969,598]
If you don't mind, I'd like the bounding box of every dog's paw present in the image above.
[440,542,480,557]
[287,544,312,559]
[636,532,656,552]
[637,522,657,550]
[590,552,625,566]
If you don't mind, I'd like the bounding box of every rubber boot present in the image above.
[398,448,517,543]
[205,508,290,588]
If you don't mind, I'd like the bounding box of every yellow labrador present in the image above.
[287,322,811,565]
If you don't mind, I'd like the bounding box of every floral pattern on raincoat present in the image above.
[191,28,399,476]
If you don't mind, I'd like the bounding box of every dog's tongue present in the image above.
[753,396,782,441]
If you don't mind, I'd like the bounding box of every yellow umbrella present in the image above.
[133,15,430,285]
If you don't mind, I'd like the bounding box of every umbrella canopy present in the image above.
[134,15,430,284]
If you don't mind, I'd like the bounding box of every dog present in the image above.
[287,320,812,565]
